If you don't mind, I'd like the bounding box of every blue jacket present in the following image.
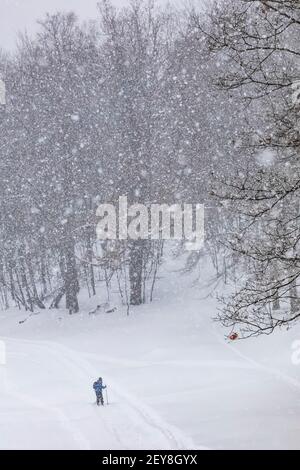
[93,380,106,394]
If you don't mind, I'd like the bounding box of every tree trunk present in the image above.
[63,238,80,314]
[40,242,48,299]
[87,231,96,296]
[50,286,66,309]
[129,240,145,306]
[19,250,33,312]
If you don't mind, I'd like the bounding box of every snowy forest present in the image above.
[0,0,299,336]
[0,0,300,451]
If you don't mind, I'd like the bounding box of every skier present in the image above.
[93,377,107,406]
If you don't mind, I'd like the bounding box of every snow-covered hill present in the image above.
[1,257,300,450]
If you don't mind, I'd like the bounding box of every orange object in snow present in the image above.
[229,332,238,341]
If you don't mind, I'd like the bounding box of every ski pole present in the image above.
[105,387,109,405]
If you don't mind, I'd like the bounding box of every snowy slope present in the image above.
[0,337,198,450]
[1,256,300,450]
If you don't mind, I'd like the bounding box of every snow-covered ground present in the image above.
[1,256,300,450]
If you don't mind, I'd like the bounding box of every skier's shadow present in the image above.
[91,402,115,407]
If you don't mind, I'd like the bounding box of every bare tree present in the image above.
[195,0,300,337]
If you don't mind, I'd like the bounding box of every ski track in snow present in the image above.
[1,336,201,450]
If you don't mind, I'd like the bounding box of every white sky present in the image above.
[0,0,169,51]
